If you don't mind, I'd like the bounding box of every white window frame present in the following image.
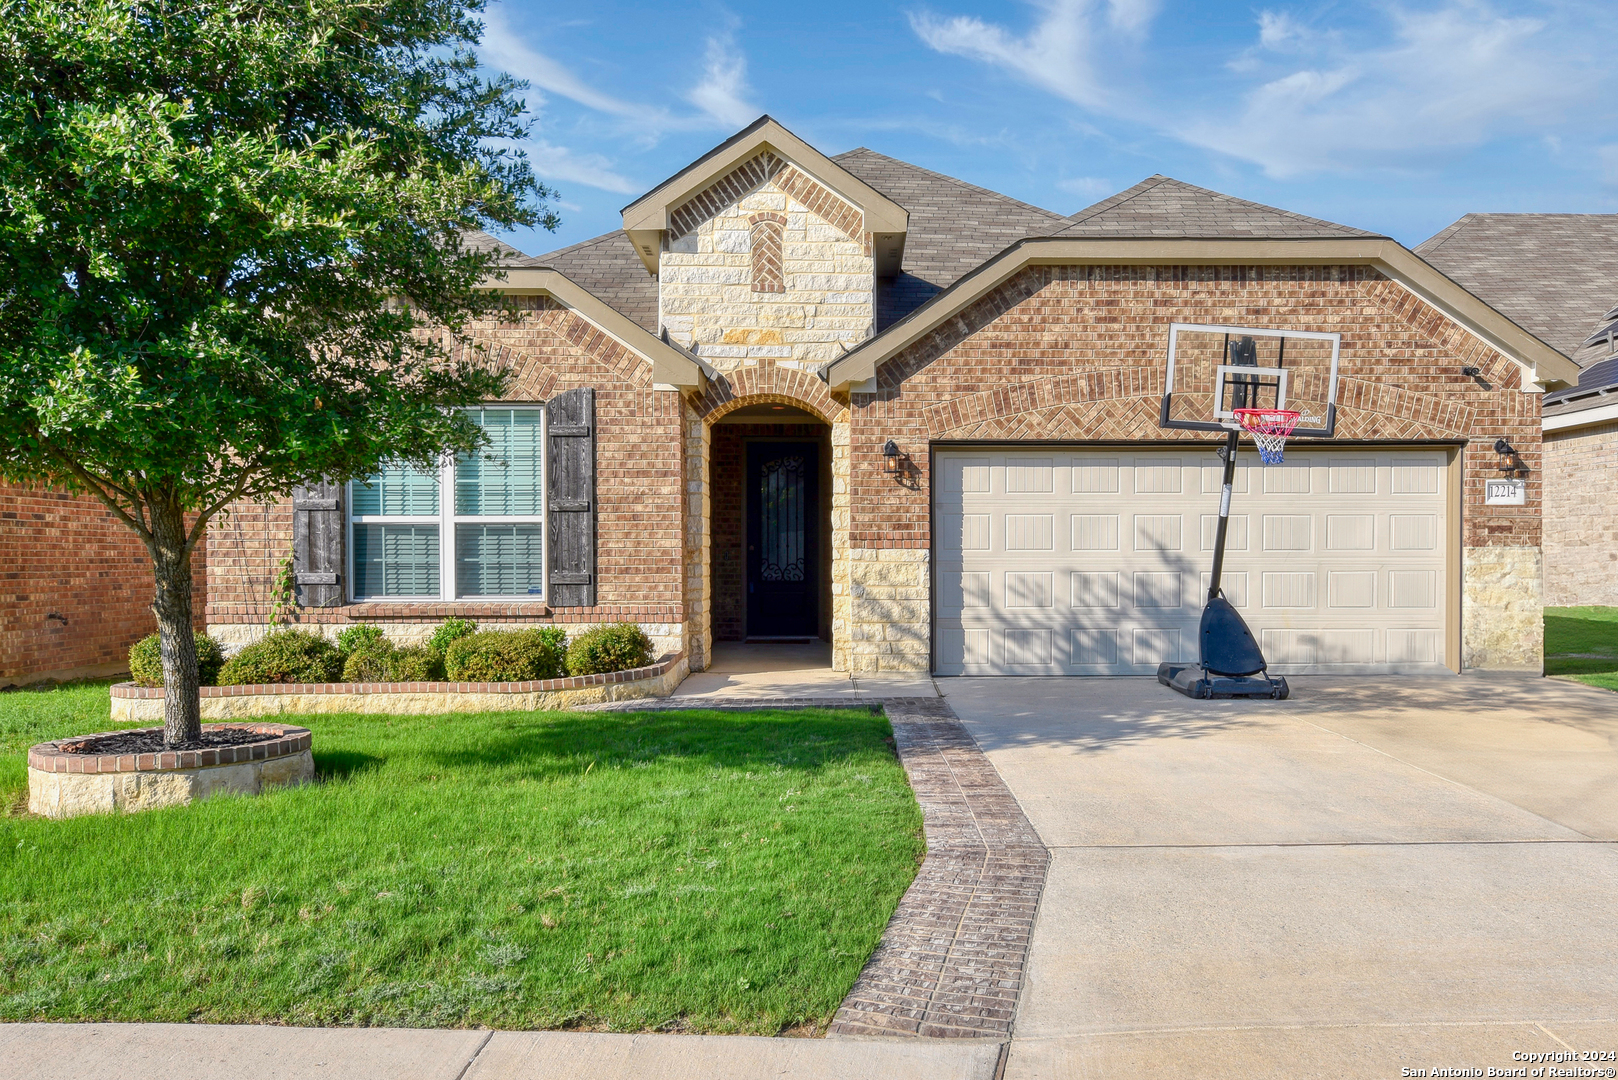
[347,404,547,602]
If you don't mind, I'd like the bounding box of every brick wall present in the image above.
[1,486,207,685]
[204,296,688,655]
[1543,421,1618,606]
[845,264,1545,671]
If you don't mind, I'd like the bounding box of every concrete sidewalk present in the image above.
[0,1024,1005,1080]
[670,642,937,700]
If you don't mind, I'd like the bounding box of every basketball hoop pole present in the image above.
[1206,428,1240,603]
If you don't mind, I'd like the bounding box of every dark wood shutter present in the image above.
[547,388,596,607]
[292,481,344,607]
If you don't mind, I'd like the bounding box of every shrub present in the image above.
[336,625,386,659]
[427,618,478,656]
[387,645,444,682]
[341,640,395,682]
[565,623,655,677]
[217,629,343,685]
[128,632,226,687]
[444,628,566,682]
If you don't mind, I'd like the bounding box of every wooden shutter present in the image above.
[547,388,596,607]
[292,481,344,607]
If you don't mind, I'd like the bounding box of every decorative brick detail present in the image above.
[748,212,786,293]
[29,723,310,774]
[694,360,848,424]
[829,697,1048,1040]
[669,152,784,240]
[774,165,864,246]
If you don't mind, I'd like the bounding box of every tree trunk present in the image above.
[148,495,201,748]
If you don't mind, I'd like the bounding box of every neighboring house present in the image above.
[1,486,206,686]
[203,117,1579,676]
[1416,215,1618,607]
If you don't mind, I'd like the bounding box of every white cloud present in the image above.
[1257,10,1306,49]
[1179,3,1595,178]
[526,141,640,195]
[687,33,761,128]
[480,8,661,123]
[909,0,1113,111]
[1106,0,1158,35]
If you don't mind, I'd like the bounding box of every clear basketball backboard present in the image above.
[1160,323,1340,438]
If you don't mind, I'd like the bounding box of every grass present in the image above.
[0,684,923,1033]
[1544,606,1618,690]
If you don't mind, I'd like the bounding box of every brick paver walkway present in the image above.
[588,693,1050,1041]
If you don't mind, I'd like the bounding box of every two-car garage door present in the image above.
[935,448,1453,676]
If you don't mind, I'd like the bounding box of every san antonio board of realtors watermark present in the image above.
[1403,1052,1618,1078]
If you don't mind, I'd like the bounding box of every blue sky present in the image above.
[479,0,1618,258]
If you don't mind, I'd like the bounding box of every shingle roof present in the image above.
[1415,214,1618,364]
[1545,353,1618,417]
[831,148,1069,329]
[462,229,534,265]
[530,230,660,333]
[1056,175,1382,240]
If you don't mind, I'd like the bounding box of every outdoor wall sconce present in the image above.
[882,439,902,476]
[1493,438,1529,477]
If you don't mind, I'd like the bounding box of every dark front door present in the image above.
[746,442,819,638]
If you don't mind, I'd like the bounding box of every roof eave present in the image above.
[618,116,909,277]
[822,236,1580,394]
[477,267,707,393]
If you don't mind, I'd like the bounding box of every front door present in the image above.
[746,442,819,638]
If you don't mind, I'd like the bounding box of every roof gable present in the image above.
[619,115,908,276]
[1058,176,1381,240]
[531,230,659,333]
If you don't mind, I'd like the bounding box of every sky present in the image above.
[477,0,1618,259]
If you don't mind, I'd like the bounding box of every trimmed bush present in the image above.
[565,623,654,677]
[444,628,566,682]
[336,625,386,659]
[217,629,343,685]
[128,632,226,687]
[341,641,395,682]
[386,645,444,682]
[427,618,478,656]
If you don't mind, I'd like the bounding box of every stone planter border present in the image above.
[29,724,311,775]
[109,652,688,720]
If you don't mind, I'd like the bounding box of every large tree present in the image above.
[0,0,554,745]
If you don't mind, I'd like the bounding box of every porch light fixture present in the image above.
[1493,438,1528,477]
[882,439,902,476]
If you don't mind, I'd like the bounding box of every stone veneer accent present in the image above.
[661,166,874,368]
[28,724,313,818]
[1462,546,1544,671]
[844,549,931,673]
[1543,422,1618,607]
[109,653,689,721]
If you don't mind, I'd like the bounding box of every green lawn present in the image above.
[1545,606,1618,691]
[0,684,922,1033]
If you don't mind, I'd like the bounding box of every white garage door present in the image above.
[935,448,1451,676]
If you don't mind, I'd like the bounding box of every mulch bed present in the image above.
[58,728,283,755]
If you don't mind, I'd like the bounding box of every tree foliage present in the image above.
[0,0,554,743]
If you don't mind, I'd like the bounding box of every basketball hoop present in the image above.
[1233,408,1301,465]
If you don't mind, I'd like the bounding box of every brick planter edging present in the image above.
[108,653,689,721]
[29,724,311,775]
[110,654,681,699]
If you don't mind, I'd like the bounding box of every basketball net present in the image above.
[1232,408,1301,465]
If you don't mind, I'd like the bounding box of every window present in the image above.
[349,406,546,600]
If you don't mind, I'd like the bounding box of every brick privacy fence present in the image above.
[1,484,206,686]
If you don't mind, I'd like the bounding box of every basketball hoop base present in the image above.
[1158,662,1290,700]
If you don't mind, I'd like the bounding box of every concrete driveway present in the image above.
[941,675,1618,1080]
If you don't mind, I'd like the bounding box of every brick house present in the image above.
[1416,214,1618,608]
[202,117,1580,676]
